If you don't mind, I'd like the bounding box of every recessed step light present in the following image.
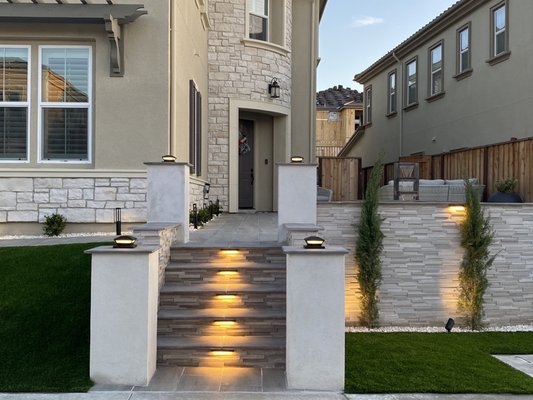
[209,349,235,357]
[219,249,240,256]
[217,270,239,277]
[213,320,237,327]
[215,294,239,301]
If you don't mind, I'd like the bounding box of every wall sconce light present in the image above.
[113,235,137,249]
[445,318,455,333]
[291,156,304,163]
[304,236,325,249]
[203,183,211,199]
[268,78,281,98]
[162,154,177,162]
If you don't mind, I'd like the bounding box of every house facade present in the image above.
[348,0,533,168]
[0,0,326,234]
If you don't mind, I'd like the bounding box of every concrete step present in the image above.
[170,247,285,264]
[157,336,285,368]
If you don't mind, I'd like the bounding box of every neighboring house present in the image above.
[345,0,532,168]
[0,0,327,234]
[315,85,362,159]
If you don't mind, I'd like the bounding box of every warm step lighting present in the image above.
[215,294,239,301]
[217,270,239,277]
[448,205,465,213]
[213,320,237,327]
[219,249,240,256]
[209,349,235,357]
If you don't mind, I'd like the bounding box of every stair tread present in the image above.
[158,308,285,319]
[161,283,286,294]
[158,335,285,350]
[166,261,286,270]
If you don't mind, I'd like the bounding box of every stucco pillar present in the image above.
[277,163,317,242]
[86,246,159,386]
[145,162,190,243]
[283,245,348,391]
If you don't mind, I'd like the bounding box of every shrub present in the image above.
[458,179,497,330]
[495,178,518,193]
[43,213,67,237]
[355,157,384,328]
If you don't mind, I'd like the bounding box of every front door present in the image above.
[239,120,254,209]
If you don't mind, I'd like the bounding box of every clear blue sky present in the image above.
[317,0,458,92]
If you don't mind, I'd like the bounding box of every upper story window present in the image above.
[429,42,443,97]
[457,24,471,74]
[405,58,418,107]
[0,46,29,161]
[492,4,506,57]
[40,46,91,162]
[387,70,397,115]
[248,0,269,41]
[364,86,372,125]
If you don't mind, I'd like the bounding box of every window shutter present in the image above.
[196,91,202,176]
[189,80,196,174]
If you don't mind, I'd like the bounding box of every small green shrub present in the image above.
[43,213,67,236]
[495,178,518,193]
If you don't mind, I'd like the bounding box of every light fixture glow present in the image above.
[304,236,325,249]
[213,320,237,327]
[290,156,304,163]
[215,294,239,301]
[219,249,240,256]
[217,270,239,277]
[268,78,281,98]
[209,349,235,357]
[162,154,177,162]
[449,205,465,213]
[113,235,137,249]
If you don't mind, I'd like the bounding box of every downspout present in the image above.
[392,51,403,156]
[168,0,174,154]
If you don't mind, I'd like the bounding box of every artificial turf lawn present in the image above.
[346,332,533,393]
[0,243,109,392]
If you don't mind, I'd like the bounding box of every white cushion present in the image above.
[419,179,445,186]
[445,179,465,186]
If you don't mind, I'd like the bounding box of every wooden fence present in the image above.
[362,137,533,202]
[318,157,362,201]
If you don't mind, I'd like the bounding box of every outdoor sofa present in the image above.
[378,178,484,202]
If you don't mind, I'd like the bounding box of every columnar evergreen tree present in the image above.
[355,158,384,328]
[458,179,497,330]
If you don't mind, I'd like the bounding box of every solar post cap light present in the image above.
[290,156,304,163]
[113,235,137,248]
[304,236,325,249]
[162,154,177,162]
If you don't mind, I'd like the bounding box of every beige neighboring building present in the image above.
[0,0,327,233]
[315,86,362,159]
[346,0,533,168]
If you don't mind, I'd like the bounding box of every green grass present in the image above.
[346,332,533,393]
[0,243,109,393]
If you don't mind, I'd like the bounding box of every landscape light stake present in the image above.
[115,207,122,236]
[193,203,198,229]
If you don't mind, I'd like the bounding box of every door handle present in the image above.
[251,168,254,185]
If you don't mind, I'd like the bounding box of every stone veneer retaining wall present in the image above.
[317,202,533,327]
[207,0,292,209]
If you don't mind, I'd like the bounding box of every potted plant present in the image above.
[488,178,523,203]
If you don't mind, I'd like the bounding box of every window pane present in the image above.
[431,46,442,66]
[432,70,442,94]
[496,31,506,55]
[249,0,267,17]
[408,85,416,104]
[390,93,397,113]
[389,73,396,90]
[42,48,89,103]
[460,29,469,51]
[1,48,28,102]
[249,14,268,40]
[461,51,469,71]
[43,108,88,160]
[0,107,26,159]
[495,7,505,31]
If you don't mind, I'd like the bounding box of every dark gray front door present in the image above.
[239,120,254,209]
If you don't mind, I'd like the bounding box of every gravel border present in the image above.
[346,325,533,333]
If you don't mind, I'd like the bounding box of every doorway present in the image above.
[239,120,255,209]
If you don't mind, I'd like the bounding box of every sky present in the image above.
[317,0,459,92]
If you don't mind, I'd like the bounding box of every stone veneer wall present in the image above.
[207,0,292,209]
[318,202,533,327]
[0,177,147,224]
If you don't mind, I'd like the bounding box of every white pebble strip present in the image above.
[346,325,533,333]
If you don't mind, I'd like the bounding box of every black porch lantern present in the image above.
[268,78,281,98]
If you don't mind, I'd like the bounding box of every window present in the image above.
[189,80,202,176]
[364,86,372,125]
[429,42,443,97]
[0,46,29,161]
[405,58,417,106]
[248,0,269,41]
[457,24,471,74]
[39,46,91,162]
[387,70,397,115]
[492,4,506,57]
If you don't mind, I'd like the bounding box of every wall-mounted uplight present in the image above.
[304,236,325,249]
[291,156,304,163]
[162,154,177,162]
[268,78,281,98]
[113,235,137,249]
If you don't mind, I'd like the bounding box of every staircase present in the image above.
[157,247,286,368]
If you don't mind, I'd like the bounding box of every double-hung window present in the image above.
[0,46,29,161]
[248,0,269,41]
[40,46,91,162]
[492,4,506,57]
[457,24,471,74]
[387,70,397,115]
[364,86,372,125]
[429,42,443,97]
[405,58,417,107]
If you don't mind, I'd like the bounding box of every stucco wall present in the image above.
[318,202,533,327]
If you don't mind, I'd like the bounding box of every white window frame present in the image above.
[387,70,397,115]
[37,45,92,164]
[429,42,443,97]
[458,25,470,73]
[0,45,31,163]
[248,0,269,42]
[492,4,506,57]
